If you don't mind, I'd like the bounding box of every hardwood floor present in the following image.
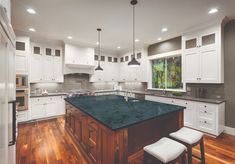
[16,117,87,164]
[17,117,235,164]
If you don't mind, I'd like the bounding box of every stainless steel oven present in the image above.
[16,90,28,111]
[16,75,28,89]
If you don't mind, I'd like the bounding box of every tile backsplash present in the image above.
[30,74,225,99]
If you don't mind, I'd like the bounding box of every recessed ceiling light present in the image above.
[28,28,36,32]
[161,28,168,32]
[27,8,36,14]
[67,36,72,39]
[135,39,140,42]
[158,37,162,41]
[117,46,121,49]
[208,8,218,14]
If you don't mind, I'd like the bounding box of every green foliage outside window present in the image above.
[152,56,183,90]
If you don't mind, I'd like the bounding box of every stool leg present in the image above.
[187,146,193,164]
[182,151,186,164]
[143,152,148,164]
[200,138,205,164]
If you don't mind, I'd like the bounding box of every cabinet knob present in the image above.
[204,111,207,113]
[204,121,207,124]
[185,102,188,105]
[204,105,207,108]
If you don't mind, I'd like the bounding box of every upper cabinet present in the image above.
[64,44,95,67]
[30,43,63,83]
[15,36,30,75]
[182,24,224,83]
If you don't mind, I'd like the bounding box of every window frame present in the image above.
[147,50,186,92]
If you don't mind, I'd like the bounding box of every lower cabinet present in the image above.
[65,104,99,163]
[145,95,225,136]
[30,95,66,120]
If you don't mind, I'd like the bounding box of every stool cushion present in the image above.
[143,137,186,163]
[170,127,203,144]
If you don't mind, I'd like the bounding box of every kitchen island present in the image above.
[65,95,185,164]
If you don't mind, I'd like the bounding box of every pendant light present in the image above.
[128,0,140,67]
[95,28,104,71]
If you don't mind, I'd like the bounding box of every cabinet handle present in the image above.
[204,111,207,113]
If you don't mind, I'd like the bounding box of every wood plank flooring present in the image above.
[17,117,235,164]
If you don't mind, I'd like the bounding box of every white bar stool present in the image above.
[143,137,186,164]
[169,127,205,164]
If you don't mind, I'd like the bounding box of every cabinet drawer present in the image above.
[17,111,28,122]
[198,103,215,120]
[197,118,215,134]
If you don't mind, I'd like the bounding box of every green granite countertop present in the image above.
[65,95,185,131]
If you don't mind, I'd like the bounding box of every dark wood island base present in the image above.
[65,102,184,164]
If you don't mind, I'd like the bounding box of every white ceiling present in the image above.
[11,0,235,54]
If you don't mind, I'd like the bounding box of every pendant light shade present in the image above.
[95,28,104,71]
[128,0,140,67]
[95,64,103,71]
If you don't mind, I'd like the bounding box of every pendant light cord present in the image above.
[133,3,135,58]
[98,29,101,66]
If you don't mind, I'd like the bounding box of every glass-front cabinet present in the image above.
[182,24,223,84]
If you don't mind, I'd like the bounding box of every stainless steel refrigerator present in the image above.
[0,5,16,164]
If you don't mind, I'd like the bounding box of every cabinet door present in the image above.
[45,102,57,117]
[176,100,195,128]
[53,57,64,82]
[81,113,88,150]
[183,51,200,83]
[43,55,54,82]
[74,111,82,142]
[200,48,218,83]
[30,54,43,82]
[87,119,99,163]
[31,103,45,119]
[15,54,28,74]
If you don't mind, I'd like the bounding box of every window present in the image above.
[125,56,129,62]
[16,41,25,51]
[55,49,61,57]
[108,57,112,62]
[137,52,141,59]
[46,48,52,56]
[152,55,183,90]
[113,57,118,63]
[101,56,105,61]
[94,55,99,61]
[120,57,124,62]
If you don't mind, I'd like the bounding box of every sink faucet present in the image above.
[161,88,166,95]
[124,90,132,102]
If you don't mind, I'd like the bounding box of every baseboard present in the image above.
[224,126,235,136]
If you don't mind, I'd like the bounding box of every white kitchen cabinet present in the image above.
[118,51,148,82]
[145,95,225,136]
[15,37,30,74]
[30,54,43,82]
[182,24,224,83]
[53,56,64,82]
[17,111,28,123]
[0,0,11,20]
[89,61,119,82]
[30,103,45,119]
[30,95,66,120]
[64,43,95,67]
[30,43,63,83]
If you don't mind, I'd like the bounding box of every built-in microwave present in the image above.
[16,90,28,111]
[16,75,28,89]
